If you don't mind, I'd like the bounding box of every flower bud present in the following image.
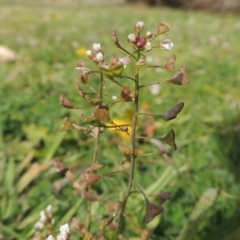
[145,41,152,52]
[112,30,119,46]
[127,33,137,43]
[86,50,93,59]
[135,21,144,33]
[145,31,153,39]
[136,36,146,48]
[92,43,101,52]
[95,52,104,62]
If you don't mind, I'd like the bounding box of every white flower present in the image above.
[118,56,131,68]
[135,21,144,32]
[46,235,55,240]
[46,205,52,213]
[112,96,118,101]
[95,52,104,62]
[145,41,152,52]
[34,221,44,230]
[86,50,92,58]
[40,211,47,222]
[145,31,153,39]
[127,33,136,43]
[160,39,174,50]
[59,223,70,235]
[92,43,101,52]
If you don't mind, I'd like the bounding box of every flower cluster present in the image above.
[85,43,131,79]
[46,223,70,240]
[33,205,54,231]
[127,21,174,52]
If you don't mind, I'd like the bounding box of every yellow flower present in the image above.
[76,47,87,56]
[108,109,133,141]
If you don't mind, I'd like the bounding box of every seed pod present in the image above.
[60,94,76,109]
[158,102,184,121]
[167,66,190,85]
[120,86,135,102]
[145,200,164,223]
[81,172,101,186]
[164,54,176,71]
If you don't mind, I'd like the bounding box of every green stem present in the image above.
[88,72,105,231]
[118,50,140,233]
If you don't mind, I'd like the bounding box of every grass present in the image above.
[0,0,240,239]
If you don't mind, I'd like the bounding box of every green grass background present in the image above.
[0,0,240,239]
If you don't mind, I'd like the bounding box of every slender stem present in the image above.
[88,72,105,231]
[137,112,155,117]
[118,50,140,232]
[139,80,166,89]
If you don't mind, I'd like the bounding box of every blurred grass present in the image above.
[0,0,240,239]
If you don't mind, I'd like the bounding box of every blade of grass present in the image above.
[176,188,218,240]
[0,223,22,239]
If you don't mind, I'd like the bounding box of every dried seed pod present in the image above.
[81,172,101,185]
[156,23,169,36]
[80,72,89,85]
[81,114,106,128]
[167,66,190,85]
[60,117,74,132]
[118,144,131,161]
[157,129,177,150]
[158,102,184,121]
[93,104,111,122]
[80,190,98,201]
[164,54,176,71]
[145,200,164,223]
[53,159,68,172]
[120,86,135,102]
[60,94,76,109]
[153,192,171,204]
[85,162,104,172]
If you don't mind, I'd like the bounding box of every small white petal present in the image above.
[46,205,52,212]
[118,56,130,68]
[160,39,174,51]
[34,221,44,230]
[59,223,70,234]
[95,52,104,62]
[112,96,118,101]
[46,235,55,240]
[92,43,101,52]
[86,50,92,57]
[40,211,47,222]
[145,41,152,52]
[127,33,136,43]
[135,21,144,32]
